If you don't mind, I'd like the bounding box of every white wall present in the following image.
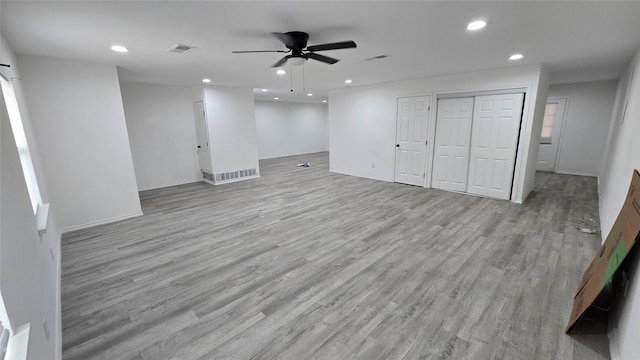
[329,64,547,203]
[255,100,328,159]
[603,47,640,360]
[120,82,201,191]
[547,80,617,177]
[1,33,61,360]
[201,86,259,175]
[17,55,142,231]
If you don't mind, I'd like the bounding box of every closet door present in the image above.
[467,93,524,200]
[432,97,474,192]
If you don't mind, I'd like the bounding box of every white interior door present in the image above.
[467,93,524,200]
[193,101,212,172]
[432,97,474,192]
[536,98,567,172]
[395,96,430,186]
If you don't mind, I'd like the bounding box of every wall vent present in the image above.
[166,44,196,54]
[215,168,257,183]
[202,170,215,182]
[365,54,390,61]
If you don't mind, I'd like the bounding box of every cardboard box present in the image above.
[566,169,640,333]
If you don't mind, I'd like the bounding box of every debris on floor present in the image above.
[297,162,310,167]
[578,227,599,234]
[569,217,601,235]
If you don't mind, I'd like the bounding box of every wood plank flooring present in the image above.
[62,152,610,359]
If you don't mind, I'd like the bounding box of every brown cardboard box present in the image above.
[566,169,640,333]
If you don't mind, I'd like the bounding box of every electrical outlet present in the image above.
[42,317,50,341]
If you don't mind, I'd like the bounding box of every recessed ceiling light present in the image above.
[345,79,353,84]
[110,45,128,53]
[467,20,487,31]
[307,93,313,97]
[274,97,279,100]
[261,89,268,92]
[202,78,211,83]
[322,100,327,103]
[509,53,524,60]
[276,69,286,75]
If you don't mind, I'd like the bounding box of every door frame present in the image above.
[393,94,432,187]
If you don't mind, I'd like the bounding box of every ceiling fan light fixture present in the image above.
[288,57,307,66]
[276,69,286,75]
[509,53,524,60]
[202,78,211,83]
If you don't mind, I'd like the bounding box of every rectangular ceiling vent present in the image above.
[166,44,196,54]
[365,54,390,61]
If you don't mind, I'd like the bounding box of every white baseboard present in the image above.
[55,229,62,360]
[554,169,598,177]
[60,211,143,234]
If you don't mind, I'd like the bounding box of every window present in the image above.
[540,102,558,144]
[0,75,42,214]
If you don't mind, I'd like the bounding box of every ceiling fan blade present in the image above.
[305,52,339,65]
[232,50,288,53]
[271,32,296,48]
[306,40,357,52]
[271,55,290,68]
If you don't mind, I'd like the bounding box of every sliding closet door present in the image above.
[467,93,524,200]
[432,97,474,192]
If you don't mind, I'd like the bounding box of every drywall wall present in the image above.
[547,80,617,177]
[603,47,640,360]
[120,82,201,191]
[329,64,546,203]
[0,33,61,360]
[522,67,550,198]
[255,100,328,159]
[201,86,260,176]
[16,55,142,232]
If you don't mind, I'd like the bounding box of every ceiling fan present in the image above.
[232,31,357,67]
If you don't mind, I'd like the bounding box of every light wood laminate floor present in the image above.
[62,152,609,359]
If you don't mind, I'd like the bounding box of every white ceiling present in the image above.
[2,1,640,103]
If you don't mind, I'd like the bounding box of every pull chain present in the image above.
[290,63,293,92]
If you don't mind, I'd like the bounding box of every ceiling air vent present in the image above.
[365,54,390,61]
[166,44,196,54]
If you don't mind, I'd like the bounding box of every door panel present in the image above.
[537,98,567,172]
[467,93,524,200]
[394,96,430,186]
[193,101,212,172]
[431,97,474,192]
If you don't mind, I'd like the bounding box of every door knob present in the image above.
[396,144,400,148]
[197,145,201,149]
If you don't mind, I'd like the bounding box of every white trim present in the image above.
[60,211,143,234]
[554,169,597,177]
[35,203,50,233]
[54,230,62,360]
[437,87,527,99]
[5,324,29,360]
[137,180,204,192]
